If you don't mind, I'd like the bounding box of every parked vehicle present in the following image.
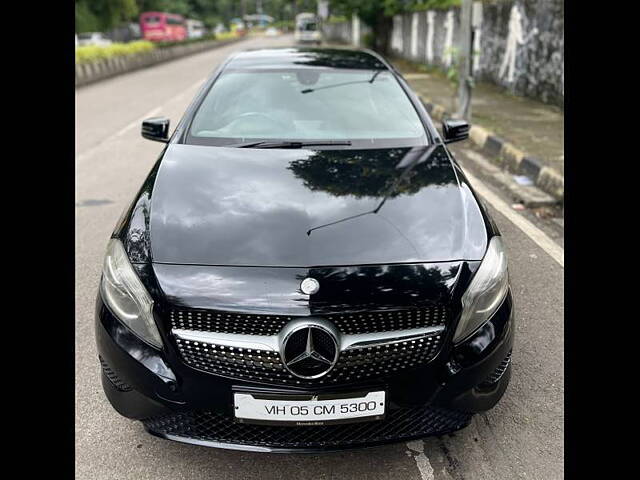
[96,47,514,452]
[107,22,142,43]
[265,27,280,36]
[139,12,187,42]
[77,32,112,47]
[294,12,321,44]
[186,19,205,39]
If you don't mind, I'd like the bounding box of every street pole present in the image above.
[456,0,473,120]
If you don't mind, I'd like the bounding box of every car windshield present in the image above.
[187,68,428,148]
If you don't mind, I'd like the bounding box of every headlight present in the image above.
[100,239,163,348]
[453,236,509,343]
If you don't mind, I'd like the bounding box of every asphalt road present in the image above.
[76,34,564,480]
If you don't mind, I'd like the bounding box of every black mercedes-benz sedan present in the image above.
[96,47,514,452]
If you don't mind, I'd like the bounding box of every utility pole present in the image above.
[456,0,474,120]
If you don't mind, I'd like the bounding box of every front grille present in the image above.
[175,332,443,387]
[327,306,449,334]
[171,309,290,336]
[143,404,472,449]
[99,356,132,392]
[170,305,449,336]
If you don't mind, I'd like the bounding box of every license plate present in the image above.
[233,391,386,426]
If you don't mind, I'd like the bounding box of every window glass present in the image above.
[188,69,427,147]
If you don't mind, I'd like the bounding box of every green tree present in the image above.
[135,0,191,16]
[76,1,101,32]
[76,0,139,33]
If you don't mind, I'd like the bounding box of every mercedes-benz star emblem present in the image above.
[300,277,320,295]
[281,325,338,379]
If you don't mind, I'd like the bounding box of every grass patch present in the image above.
[76,40,155,64]
[76,32,238,65]
[213,31,239,41]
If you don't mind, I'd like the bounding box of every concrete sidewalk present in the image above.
[392,58,564,202]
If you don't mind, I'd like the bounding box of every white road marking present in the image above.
[406,440,435,480]
[463,168,564,268]
[113,106,162,138]
[76,77,207,163]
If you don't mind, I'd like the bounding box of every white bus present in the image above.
[294,13,321,45]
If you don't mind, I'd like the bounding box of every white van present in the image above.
[294,13,321,45]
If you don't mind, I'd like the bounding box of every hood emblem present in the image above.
[281,325,338,379]
[300,277,320,295]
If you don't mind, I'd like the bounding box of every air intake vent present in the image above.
[99,356,133,392]
[478,351,512,388]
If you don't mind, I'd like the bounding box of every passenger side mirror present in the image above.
[141,117,170,143]
[442,119,470,144]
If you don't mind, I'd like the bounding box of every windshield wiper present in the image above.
[224,140,352,149]
[301,70,384,94]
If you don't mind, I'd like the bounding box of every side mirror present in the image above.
[442,119,470,144]
[141,117,170,143]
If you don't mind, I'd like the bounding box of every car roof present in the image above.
[226,47,389,71]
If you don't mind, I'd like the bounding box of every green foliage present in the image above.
[328,0,461,26]
[75,40,155,64]
[328,1,397,26]
[411,0,461,11]
[136,0,191,16]
[444,46,460,86]
[327,15,349,24]
[75,0,336,36]
[363,32,375,49]
[76,0,139,33]
[76,0,241,33]
[272,20,295,31]
[75,1,101,33]
[75,0,332,36]
[214,31,239,41]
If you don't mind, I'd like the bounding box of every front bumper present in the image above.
[96,292,514,452]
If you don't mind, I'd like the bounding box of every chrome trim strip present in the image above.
[172,329,279,352]
[172,324,445,353]
[147,430,378,453]
[340,326,445,351]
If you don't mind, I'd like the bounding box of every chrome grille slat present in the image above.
[170,306,449,336]
[172,325,445,353]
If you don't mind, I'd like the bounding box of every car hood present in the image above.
[148,144,488,267]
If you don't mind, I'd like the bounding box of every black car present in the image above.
[96,47,514,452]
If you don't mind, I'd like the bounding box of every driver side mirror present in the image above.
[141,117,170,143]
[442,119,470,144]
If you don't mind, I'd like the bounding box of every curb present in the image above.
[421,97,564,204]
[75,37,245,88]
